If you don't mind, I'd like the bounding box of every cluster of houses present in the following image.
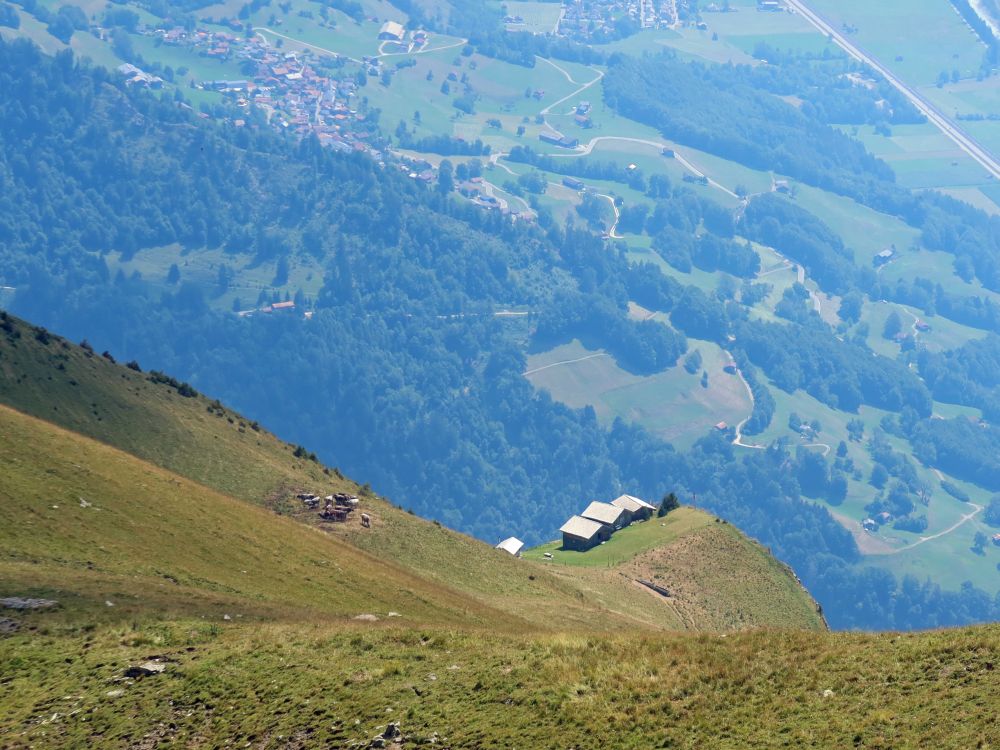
[560,494,658,551]
[559,0,678,40]
[138,25,385,157]
[493,494,657,558]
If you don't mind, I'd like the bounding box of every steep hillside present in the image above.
[0,312,824,632]
[0,403,519,629]
[526,508,826,631]
[2,313,999,747]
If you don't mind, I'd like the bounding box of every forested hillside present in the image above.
[3,36,1000,630]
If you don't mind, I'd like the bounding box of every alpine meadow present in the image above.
[3,0,1000,746]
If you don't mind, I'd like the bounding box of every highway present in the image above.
[785,0,1000,181]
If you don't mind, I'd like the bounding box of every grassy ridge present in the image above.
[525,509,826,631]
[0,312,825,633]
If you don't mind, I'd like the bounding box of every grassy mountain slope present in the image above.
[3,615,999,748]
[0,403,521,629]
[3,313,1000,747]
[0,312,825,633]
[526,509,826,631]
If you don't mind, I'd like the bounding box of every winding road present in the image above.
[893,501,985,553]
[785,0,1000,181]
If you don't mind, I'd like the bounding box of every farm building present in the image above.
[581,500,629,530]
[560,515,610,552]
[495,537,525,557]
[539,133,580,149]
[379,21,406,42]
[611,494,656,522]
[874,247,896,267]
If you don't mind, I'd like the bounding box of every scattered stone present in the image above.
[822,689,835,698]
[370,738,386,749]
[387,612,401,618]
[105,689,125,698]
[427,673,437,682]
[124,662,167,678]
[382,722,402,742]
[105,601,115,608]
[447,664,460,671]
[223,614,232,621]
[79,498,92,508]
[0,618,20,634]
[1,597,58,611]
[353,614,379,622]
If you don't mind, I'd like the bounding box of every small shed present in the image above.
[611,494,656,522]
[581,500,629,530]
[496,537,525,557]
[560,515,610,552]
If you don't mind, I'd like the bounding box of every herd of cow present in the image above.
[297,492,371,528]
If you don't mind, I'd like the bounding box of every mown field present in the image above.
[525,337,751,450]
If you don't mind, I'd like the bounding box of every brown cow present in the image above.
[360,513,371,528]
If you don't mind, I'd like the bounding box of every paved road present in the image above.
[785,0,1000,181]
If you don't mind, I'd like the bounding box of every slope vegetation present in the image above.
[2,313,1000,747]
[0,312,823,632]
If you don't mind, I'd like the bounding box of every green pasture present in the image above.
[937,186,1000,215]
[791,183,921,265]
[500,1,562,34]
[524,337,751,450]
[807,0,986,86]
[106,245,326,313]
[522,507,712,567]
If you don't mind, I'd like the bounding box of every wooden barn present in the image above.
[560,515,610,552]
[581,500,629,530]
[611,494,657,522]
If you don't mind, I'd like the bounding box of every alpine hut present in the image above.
[560,515,610,552]
[581,500,629,530]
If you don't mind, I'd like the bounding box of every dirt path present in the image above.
[729,359,765,450]
[379,38,466,58]
[595,193,622,238]
[523,353,610,376]
[254,28,363,64]
[539,69,604,117]
[890,502,986,553]
[629,578,693,629]
[547,136,741,201]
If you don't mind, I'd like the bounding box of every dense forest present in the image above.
[3,38,1000,630]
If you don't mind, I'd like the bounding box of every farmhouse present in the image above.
[562,176,585,190]
[611,494,656,522]
[539,133,580,149]
[496,537,525,557]
[560,515,610,552]
[379,21,406,42]
[581,500,629,530]
[874,247,896,267]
